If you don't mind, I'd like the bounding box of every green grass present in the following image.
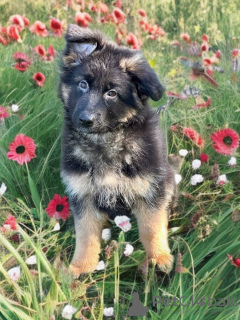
[1,0,240,319]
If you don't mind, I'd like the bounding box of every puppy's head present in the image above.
[59,24,164,134]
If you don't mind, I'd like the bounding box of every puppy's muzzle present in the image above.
[79,112,95,128]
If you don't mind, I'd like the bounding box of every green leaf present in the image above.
[27,171,41,211]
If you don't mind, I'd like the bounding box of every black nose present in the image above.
[79,112,95,127]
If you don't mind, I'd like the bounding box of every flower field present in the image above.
[1,0,240,319]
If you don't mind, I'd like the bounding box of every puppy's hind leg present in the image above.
[70,197,107,277]
[134,196,174,274]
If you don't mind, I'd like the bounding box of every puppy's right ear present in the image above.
[63,24,104,67]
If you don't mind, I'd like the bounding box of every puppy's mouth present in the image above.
[73,125,111,135]
[72,119,137,136]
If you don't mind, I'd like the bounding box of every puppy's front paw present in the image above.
[154,251,174,274]
[70,260,98,278]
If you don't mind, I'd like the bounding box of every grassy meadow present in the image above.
[1,0,240,319]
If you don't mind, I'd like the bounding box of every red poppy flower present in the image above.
[75,12,91,27]
[46,194,70,220]
[7,25,22,42]
[98,1,109,13]
[202,34,209,42]
[7,134,36,165]
[29,21,48,37]
[171,124,179,132]
[9,14,25,30]
[89,3,98,12]
[75,12,87,27]
[104,13,114,23]
[113,8,126,24]
[33,45,54,61]
[139,20,149,32]
[200,153,209,162]
[215,50,221,59]
[2,215,17,231]
[13,52,31,72]
[126,32,141,49]
[201,42,209,52]
[211,128,239,155]
[149,24,166,38]
[180,33,190,43]
[84,12,92,23]
[0,35,8,45]
[113,0,123,8]
[33,44,46,57]
[9,234,21,243]
[138,9,147,17]
[172,40,180,47]
[23,16,30,26]
[15,62,30,72]
[228,254,240,268]
[232,49,239,58]
[45,45,55,61]
[13,52,29,62]
[0,106,9,119]
[116,26,123,44]
[203,58,212,66]
[33,72,45,87]
[50,18,63,36]
[183,127,205,147]
[0,26,7,34]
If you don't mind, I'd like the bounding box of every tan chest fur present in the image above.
[61,130,157,208]
[61,169,154,208]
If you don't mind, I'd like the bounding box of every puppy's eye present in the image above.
[107,90,117,98]
[78,80,89,92]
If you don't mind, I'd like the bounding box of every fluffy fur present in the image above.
[59,24,178,277]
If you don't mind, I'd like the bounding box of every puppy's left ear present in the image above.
[63,24,104,67]
[121,52,165,101]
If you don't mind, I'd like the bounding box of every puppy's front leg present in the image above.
[134,197,174,274]
[70,198,107,277]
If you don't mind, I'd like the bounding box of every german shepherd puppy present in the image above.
[59,24,177,277]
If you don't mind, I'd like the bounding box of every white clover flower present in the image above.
[25,255,37,265]
[95,260,106,271]
[228,157,237,166]
[102,228,111,241]
[190,174,204,185]
[0,182,7,196]
[192,159,201,170]
[123,244,134,256]
[11,104,19,112]
[174,173,182,185]
[179,149,188,157]
[103,307,114,317]
[114,216,132,232]
[53,222,60,231]
[62,304,77,320]
[8,266,21,281]
[217,174,228,185]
